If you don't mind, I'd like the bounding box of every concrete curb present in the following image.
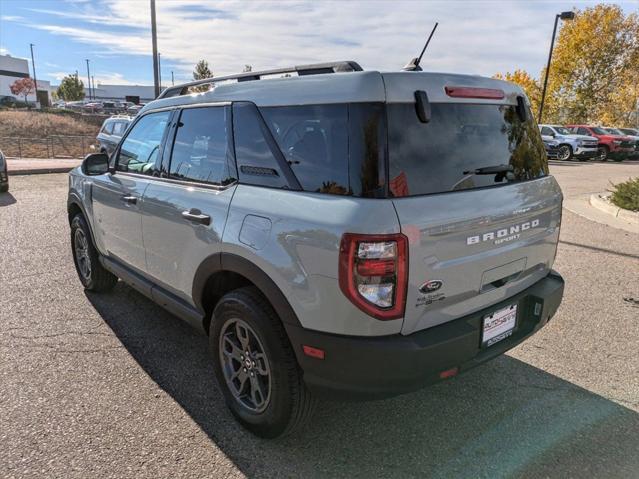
[8,167,76,176]
[589,193,639,224]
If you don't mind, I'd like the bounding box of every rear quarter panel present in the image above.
[223,185,404,336]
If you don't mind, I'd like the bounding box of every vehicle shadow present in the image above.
[0,191,17,206]
[87,284,639,478]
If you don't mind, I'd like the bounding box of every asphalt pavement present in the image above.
[0,166,638,478]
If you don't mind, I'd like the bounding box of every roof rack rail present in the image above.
[157,61,363,99]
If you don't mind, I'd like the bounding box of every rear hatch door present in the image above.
[382,78,562,334]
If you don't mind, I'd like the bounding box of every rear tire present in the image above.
[0,183,7,193]
[70,213,118,292]
[210,287,316,438]
[597,146,609,161]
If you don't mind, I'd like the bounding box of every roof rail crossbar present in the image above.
[157,61,363,99]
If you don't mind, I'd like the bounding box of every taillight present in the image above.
[445,86,505,100]
[338,233,408,320]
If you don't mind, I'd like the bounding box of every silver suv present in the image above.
[67,61,565,438]
[538,124,599,161]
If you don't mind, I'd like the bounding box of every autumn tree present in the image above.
[493,70,542,114]
[495,5,638,126]
[57,74,85,101]
[10,78,36,106]
[545,4,638,124]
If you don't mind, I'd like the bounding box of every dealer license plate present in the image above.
[482,304,517,347]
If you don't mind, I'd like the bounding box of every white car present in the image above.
[538,124,599,161]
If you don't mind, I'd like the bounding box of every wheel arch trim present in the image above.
[192,252,302,328]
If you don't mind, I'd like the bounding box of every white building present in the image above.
[0,54,51,105]
[89,84,162,103]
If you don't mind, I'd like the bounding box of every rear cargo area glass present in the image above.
[387,103,548,197]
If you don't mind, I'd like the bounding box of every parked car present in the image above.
[96,115,132,156]
[604,127,639,159]
[126,103,146,115]
[541,134,562,159]
[68,61,564,438]
[0,149,8,193]
[566,125,634,161]
[538,124,598,161]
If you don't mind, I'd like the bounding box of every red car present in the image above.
[566,125,634,162]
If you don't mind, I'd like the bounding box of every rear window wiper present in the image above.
[463,164,513,175]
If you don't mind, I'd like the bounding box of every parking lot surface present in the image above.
[1,163,638,478]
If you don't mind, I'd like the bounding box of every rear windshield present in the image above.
[387,103,548,197]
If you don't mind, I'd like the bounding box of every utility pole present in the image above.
[150,0,160,98]
[92,75,96,99]
[171,70,174,86]
[538,11,575,123]
[158,52,162,90]
[29,43,38,105]
[85,59,92,100]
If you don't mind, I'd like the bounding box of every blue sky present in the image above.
[0,0,636,87]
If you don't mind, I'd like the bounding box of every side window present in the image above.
[168,106,235,185]
[261,105,349,194]
[117,110,170,175]
[102,122,114,135]
[112,121,126,136]
[578,127,589,135]
[541,127,553,136]
[232,102,290,189]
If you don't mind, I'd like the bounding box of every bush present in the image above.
[609,177,639,212]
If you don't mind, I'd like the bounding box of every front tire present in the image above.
[557,144,572,161]
[70,214,118,292]
[210,287,316,438]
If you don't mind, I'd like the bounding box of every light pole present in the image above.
[29,43,38,105]
[158,52,162,90]
[171,70,174,86]
[538,11,575,123]
[85,59,92,100]
[150,0,160,98]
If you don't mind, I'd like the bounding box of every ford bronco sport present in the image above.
[67,61,565,438]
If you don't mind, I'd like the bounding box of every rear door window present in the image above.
[102,122,114,135]
[387,103,548,197]
[168,106,236,186]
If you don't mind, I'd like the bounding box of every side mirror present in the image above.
[82,153,109,176]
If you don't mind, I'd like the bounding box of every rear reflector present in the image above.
[445,86,505,100]
[439,367,459,379]
[302,345,325,360]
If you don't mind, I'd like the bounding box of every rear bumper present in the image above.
[285,271,564,400]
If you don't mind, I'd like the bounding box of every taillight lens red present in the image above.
[338,233,408,320]
[445,86,505,100]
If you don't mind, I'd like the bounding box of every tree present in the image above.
[493,70,542,115]
[192,60,213,92]
[10,78,36,107]
[545,4,639,124]
[57,75,85,101]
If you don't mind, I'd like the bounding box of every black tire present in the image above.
[0,183,7,193]
[210,287,316,438]
[613,156,624,162]
[557,144,572,161]
[597,146,609,161]
[70,213,118,292]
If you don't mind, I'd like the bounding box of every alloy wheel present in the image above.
[74,228,92,281]
[558,145,571,161]
[219,318,272,413]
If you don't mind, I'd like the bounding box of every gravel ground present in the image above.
[0,166,638,478]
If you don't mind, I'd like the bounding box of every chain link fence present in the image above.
[0,136,98,159]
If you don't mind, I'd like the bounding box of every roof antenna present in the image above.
[403,22,438,71]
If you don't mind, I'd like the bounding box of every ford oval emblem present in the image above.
[419,280,443,294]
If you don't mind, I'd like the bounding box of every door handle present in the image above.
[122,195,137,205]
[182,209,211,226]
